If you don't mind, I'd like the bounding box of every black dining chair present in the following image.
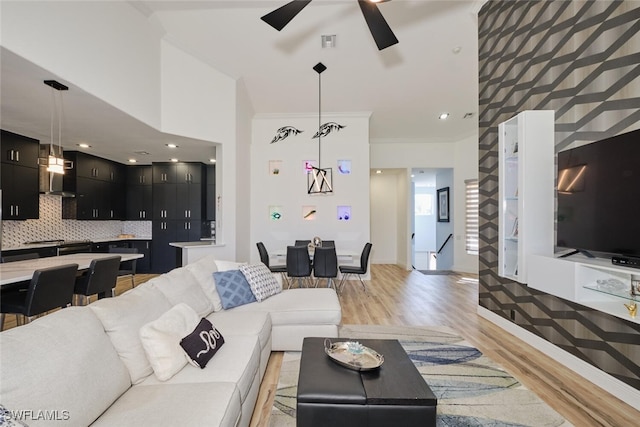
[286,245,313,288]
[338,243,373,294]
[0,263,79,330]
[256,242,289,287]
[313,246,338,290]
[319,240,335,248]
[73,256,121,306]
[294,240,311,248]
[108,247,139,289]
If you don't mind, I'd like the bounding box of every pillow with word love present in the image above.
[180,318,225,369]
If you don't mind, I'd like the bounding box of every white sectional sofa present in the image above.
[0,255,342,427]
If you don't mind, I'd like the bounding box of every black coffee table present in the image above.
[296,337,437,427]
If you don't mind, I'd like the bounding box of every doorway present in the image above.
[411,168,453,272]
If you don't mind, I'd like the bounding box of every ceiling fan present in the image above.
[261,0,398,51]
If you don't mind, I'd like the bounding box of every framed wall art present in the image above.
[437,187,450,222]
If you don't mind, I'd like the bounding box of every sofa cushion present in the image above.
[207,310,271,352]
[91,382,241,427]
[0,307,131,427]
[230,288,342,325]
[90,283,173,384]
[139,303,200,381]
[180,317,225,369]
[214,269,256,309]
[184,255,223,311]
[140,335,261,404]
[215,259,247,271]
[239,263,281,302]
[149,268,214,317]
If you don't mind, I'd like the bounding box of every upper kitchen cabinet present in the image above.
[62,151,126,220]
[1,129,39,167]
[126,165,153,220]
[127,165,153,186]
[1,130,40,220]
[73,152,125,183]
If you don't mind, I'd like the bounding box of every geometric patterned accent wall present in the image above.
[478,1,640,390]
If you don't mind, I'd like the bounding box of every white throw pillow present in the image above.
[184,255,223,312]
[149,269,214,317]
[139,303,200,381]
[239,263,282,302]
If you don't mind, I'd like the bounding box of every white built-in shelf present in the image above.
[528,254,640,324]
[498,110,555,283]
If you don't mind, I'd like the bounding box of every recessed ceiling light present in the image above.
[170,158,179,162]
[439,113,450,120]
[166,143,179,148]
[209,158,216,163]
[376,170,382,174]
[128,159,137,163]
[77,143,91,148]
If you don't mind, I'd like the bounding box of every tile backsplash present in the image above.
[2,195,151,248]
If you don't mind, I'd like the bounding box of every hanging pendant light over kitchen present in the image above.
[39,79,73,174]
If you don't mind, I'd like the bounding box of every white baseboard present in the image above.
[478,306,640,409]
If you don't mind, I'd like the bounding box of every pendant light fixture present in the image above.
[40,79,72,174]
[308,62,333,194]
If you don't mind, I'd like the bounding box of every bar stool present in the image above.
[0,264,79,330]
[73,256,121,306]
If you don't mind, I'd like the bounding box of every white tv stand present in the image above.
[528,253,639,324]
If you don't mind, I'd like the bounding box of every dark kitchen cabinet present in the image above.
[1,130,39,167]
[152,183,177,220]
[131,240,151,273]
[127,165,152,186]
[1,130,40,220]
[126,185,152,220]
[126,166,152,220]
[152,220,178,273]
[62,151,126,220]
[205,165,216,221]
[151,162,207,273]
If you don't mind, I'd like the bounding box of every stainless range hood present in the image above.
[39,144,75,197]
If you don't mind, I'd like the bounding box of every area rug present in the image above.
[270,324,571,427]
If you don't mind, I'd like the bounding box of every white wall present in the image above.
[160,40,235,143]
[370,171,399,264]
[452,134,479,274]
[235,79,254,262]
[1,1,162,128]
[250,113,371,263]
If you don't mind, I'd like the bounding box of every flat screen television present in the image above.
[556,128,640,259]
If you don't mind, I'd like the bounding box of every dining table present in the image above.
[0,252,144,287]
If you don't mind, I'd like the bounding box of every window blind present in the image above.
[465,179,479,254]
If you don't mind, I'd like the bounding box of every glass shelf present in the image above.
[583,285,640,302]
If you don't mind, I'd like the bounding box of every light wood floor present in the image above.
[3,267,638,426]
[249,265,640,427]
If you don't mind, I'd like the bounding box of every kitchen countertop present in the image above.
[1,236,152,252]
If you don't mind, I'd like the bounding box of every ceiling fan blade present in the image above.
[357,0,398,51]
[261,0,313,31]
